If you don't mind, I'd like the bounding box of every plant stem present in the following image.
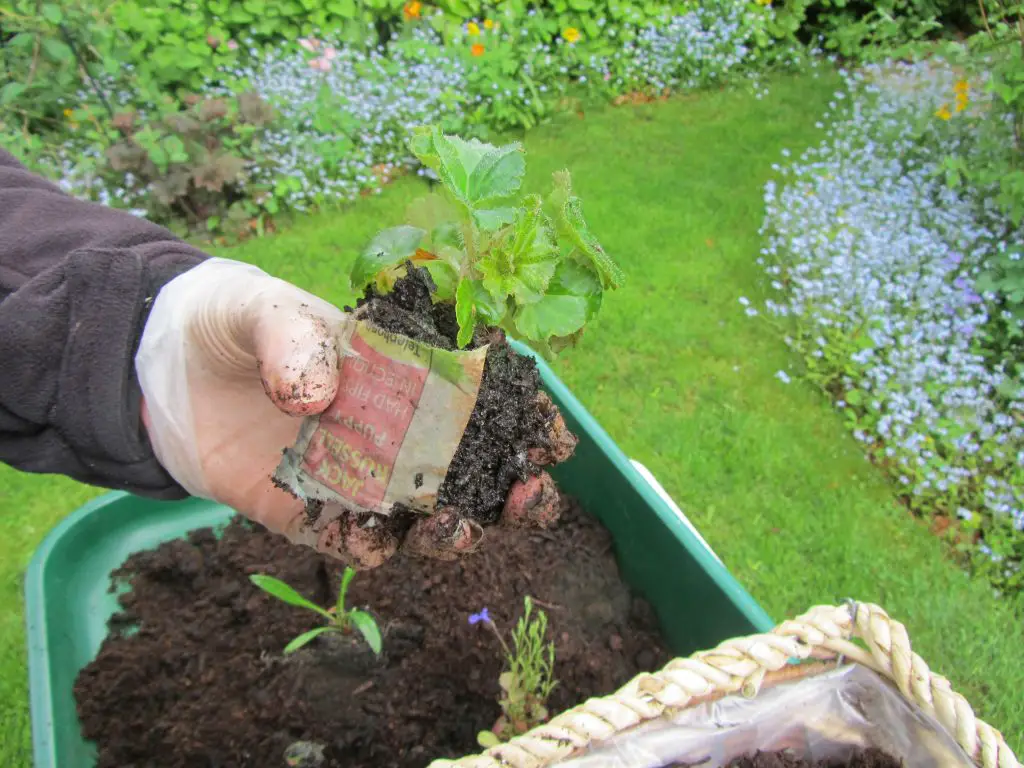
[484,619,513,660]
[59,22,115,119]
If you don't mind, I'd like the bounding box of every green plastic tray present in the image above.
[25,346,773,768]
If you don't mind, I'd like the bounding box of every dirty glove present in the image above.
[137,258,566,567]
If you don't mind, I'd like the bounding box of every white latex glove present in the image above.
[136,258,565,567]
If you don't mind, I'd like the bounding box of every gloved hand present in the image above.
[136,258,564,568]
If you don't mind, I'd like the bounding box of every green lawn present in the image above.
[2,71,1022,764]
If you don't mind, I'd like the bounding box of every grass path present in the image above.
[1,71,1020,764]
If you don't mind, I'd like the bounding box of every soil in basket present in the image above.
[720,748,903,767]
[74,498,671,768]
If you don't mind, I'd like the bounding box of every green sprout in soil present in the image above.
[349,125,625,358]
[469,598,558,748]
[250,567,382,655]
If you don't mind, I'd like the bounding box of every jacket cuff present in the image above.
[57,249,205,498]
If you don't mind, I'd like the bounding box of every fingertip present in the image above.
[502,472,560,529]
[256,313,340,416]
[317,517,398,569]
[403,509,483,560]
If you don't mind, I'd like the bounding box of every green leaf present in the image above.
[350,225,426,289]
[467,142,526,205]
[405,192,465,253]
[550,259,603,321]
[349,610,382,655]
[284,626,333,654]
[548,170,624,290]
[423,260,459,301]
[551,258,602,297]
[0,82,27,106]
[328,0,356,15]
[410,126,525,208]
[477,730,502,749]
[336,566,356,615]
[478,197,559,305]
[250,574,334,621]
[41,4,63,24]
[9,32,34,52]
[41,38,73,63]
[513,295,589,341]
[473,207,516,230]
[455,278,476,348]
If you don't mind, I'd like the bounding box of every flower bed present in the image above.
[1,0,773,234]
[757,60,1024,599]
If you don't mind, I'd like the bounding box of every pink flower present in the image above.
[323,45,337,60]
[298,37,319,52]
[226,39,238,51]
[309,56,331,72]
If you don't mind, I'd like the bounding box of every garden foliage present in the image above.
[2,0,772,231]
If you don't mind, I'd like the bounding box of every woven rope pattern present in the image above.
[429,602,1021,768]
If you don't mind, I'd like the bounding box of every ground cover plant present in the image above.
[757,59,1024,601]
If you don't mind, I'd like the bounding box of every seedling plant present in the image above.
[349,125,625,358]
[470,597,558,747]
[250,567,382,655]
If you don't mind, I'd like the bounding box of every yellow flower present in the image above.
[562,26,580,43]
[755,0,772,6]
[483,18,494,29]
[63,108,74,119]
[403,0,421,19]
[935,104,952,121]
[953,79,969,95]
[955,93,968,113]
[471,42,485,56]
[467,21,480,35]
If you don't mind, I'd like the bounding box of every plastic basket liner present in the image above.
[555,665,973,768]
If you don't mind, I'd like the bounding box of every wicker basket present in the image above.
[429,601,1021,768]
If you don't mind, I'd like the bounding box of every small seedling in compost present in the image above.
[349,125,624,358]
[250,567,382,655]
[470,598,558,747]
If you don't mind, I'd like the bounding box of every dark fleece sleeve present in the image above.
[0,149,208,498]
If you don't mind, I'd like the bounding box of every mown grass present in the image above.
[1,70,1021,764]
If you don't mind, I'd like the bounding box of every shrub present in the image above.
[759,60,1024,599]
[100,91,276,232]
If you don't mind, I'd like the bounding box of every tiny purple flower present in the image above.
[468,607,490,625]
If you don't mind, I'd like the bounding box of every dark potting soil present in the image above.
[719,748,903,768]
[74,499,670,768]
[349,264,549,524]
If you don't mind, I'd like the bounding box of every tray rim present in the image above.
[24,343,774,767]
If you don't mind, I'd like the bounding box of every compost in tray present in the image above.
[73,498,670,768]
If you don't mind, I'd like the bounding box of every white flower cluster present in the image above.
[760,60,1024,581]
[223,25,468,211]
[592,0,757,94]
